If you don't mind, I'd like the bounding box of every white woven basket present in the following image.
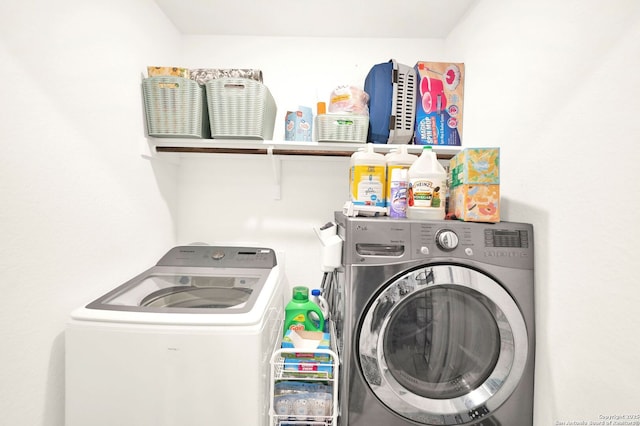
[142,76,209,138]
[317,114,369,143]
[205,78,277,140]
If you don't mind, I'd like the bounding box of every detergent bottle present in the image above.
[407,146,447,220]
[283,286,325,335]
[349,144,386,208]
[385,145,418,218]
[309,288,330,331]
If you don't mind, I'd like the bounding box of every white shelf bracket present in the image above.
[140,137,153,160]
[267,146,282,200]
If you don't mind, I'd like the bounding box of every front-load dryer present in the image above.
[65,245,285,426]
[331,212,535,426]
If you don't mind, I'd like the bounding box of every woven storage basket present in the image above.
[205,78,277,140]
[317,114,369,143]
[142,76,210,138]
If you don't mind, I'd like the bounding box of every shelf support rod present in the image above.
[267,146,282,200]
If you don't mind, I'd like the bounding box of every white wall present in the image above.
[447,0,640,423]
[0,1,179,424]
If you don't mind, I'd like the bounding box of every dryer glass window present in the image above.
[383,286,500,399]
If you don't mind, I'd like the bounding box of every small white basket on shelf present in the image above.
[316,114,368,143]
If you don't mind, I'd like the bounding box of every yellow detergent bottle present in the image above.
[283,286,325,335]
[349,143,386,208]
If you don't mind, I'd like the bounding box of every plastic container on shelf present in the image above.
[365,59,417,144]
[385,145,418,218]
[283,286,325,335]
[205,77,277,140]
[142,76,211,139]
[317,114,369,143]
[349,144,387,209]
[407,146,447,220]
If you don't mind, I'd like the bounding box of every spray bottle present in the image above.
[385,145,417,218]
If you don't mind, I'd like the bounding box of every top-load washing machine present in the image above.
[66,245,286,426]
[331,212,535,426]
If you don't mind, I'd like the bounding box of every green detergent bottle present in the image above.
[283,286,325,335]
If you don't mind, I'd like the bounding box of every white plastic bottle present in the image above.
[310,289,330,332]
[385,145,417,218]
[349,143,386,208]
[310,289,330,319]
[407,146,447,220]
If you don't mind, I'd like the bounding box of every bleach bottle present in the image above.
[385,145,417,218]
[310,289,330,331]
[407,146,447,220]
[349,144,386,208]
[283,286,325,335]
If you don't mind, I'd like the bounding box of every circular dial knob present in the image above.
[211,250,225,260]
[436,230,459,251]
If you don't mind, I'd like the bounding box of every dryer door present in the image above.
[358,264,528,425]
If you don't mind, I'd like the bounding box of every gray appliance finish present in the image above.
[86,245,277,314]
[331,212,535,426]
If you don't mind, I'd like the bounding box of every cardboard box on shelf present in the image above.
[448,148,500,223]
[147,66,189,78]
[281,330,330,360]
[414,61,464,146]
[281,330,333,377]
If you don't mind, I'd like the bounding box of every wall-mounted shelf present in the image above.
[147,138,461,160]
[143,138,460,201]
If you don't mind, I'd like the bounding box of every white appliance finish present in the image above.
[65,246,285,426]
[331,212,536,426]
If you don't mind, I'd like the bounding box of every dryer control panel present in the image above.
[335,212,533,270]
[410,221,533,269]
[485,229,530,248]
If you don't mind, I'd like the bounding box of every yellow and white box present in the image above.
[448,148,500,223]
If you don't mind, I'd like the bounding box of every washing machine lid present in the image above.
[358,263,529,425]
[85,246,277,314]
